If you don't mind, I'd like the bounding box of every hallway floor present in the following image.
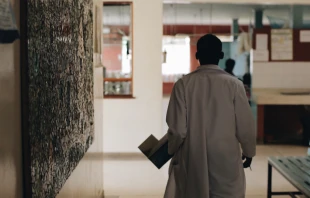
[104,145,308,198]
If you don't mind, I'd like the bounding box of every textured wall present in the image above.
[27,0,93,197]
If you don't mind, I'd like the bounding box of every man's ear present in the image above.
[219,51,224,59]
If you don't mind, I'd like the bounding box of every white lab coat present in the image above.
[164,65,256,198]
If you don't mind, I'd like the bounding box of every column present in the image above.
[231,19,239,41]
[290,5,303,28]
[254,9,263,29]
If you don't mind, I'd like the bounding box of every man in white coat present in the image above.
[164,34,256,198]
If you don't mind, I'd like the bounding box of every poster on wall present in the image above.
[256,34,268,50]
[253,50,269,62]
[300,30,310,42]
[271,29,293,60]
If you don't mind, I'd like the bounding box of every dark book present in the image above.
[138,134,173,169]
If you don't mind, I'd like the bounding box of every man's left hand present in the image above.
[242,154,252,168]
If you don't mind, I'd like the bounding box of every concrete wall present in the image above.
[57,100,104,198]
[103,0,163,153]
[58,1,104,197]
[0,0,23,197]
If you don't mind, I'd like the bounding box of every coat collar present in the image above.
[197,64,221,71]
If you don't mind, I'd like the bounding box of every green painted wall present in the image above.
[218,42,231,70]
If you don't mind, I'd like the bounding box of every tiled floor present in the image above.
[104,145,309,198]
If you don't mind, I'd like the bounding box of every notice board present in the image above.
[253,27,310,62]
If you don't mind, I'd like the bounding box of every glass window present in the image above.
[162,36,190,82]
[102,2,133,98]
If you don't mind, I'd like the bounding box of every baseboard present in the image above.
[103,152,145,160]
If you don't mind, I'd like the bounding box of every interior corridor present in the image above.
[104,145,308,198]
[3,0,310,197]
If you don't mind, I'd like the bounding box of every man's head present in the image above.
[196,34,224,65]
[225,58,235,71]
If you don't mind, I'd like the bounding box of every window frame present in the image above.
[162,35,191,76]
[102,1,135,99]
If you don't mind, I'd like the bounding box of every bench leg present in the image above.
[268,163,272,198]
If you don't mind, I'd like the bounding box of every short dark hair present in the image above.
[196,34,223,64]
[225,58,235,68]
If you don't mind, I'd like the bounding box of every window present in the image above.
[102,2,133,98]
[162,36,190,82]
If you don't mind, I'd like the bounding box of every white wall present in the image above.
[0,0,23,197]
[103,0,163,153]
[252,62,310,89]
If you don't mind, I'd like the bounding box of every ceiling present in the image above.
[102,3,310,25]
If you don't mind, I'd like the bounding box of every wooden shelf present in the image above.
[104,78,132,82]
[104,94,135,99]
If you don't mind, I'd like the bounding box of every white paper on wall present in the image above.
[253,50,269,62]
[300,30,310,42]
[271,29,293,61]
[256,34,268,50]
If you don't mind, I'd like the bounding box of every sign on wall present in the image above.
[254,33,269,62]
[271,29,293,61]
[300,30,310,43]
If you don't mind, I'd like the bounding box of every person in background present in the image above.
[225,58,236,76]
[243,72,252,105]
[243,72,251,87]
[164,34,256,198]
[225,58,252,105]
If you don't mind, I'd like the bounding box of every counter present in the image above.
[253,89,310,105]
[252,89,310,145]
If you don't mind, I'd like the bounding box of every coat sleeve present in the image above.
[234,81,256,158]
[166,79,187,155]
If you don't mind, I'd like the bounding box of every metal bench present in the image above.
[268,156,310,198]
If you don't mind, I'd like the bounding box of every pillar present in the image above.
[254,9,263,29]
[231,19,239,41]
[290,5,303,28]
